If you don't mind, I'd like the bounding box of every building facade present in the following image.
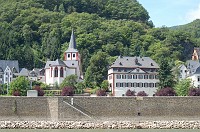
[45,30,81,86]
[0,60,19,85]
[108,56,159,96]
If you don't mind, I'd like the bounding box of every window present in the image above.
[125,83,129,87]
[198,76,200,82]
[133,75,137,79]
[73,53,76,58]
[116,83,120,87]
[138,75,143,79]
[67,54,70,58]
[131,83,135,87]
[60,67,64,77]
[144,75,148,79]
[127,74,132,79]
[144,83,148,87]
[136,83,140,87]
[5,77,8,82]
[54,67,58,77]
[122,74,126,79]
[155,83,159,87]
[149,83,154,87]
[149,75,154,79]
[116,74,121,79]
[120,83,123,87]
[139,83,143,87]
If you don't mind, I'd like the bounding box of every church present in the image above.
[44,30,82,86]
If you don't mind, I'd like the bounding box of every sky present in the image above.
[137,0,200,27]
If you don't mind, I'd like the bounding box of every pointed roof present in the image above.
[65,29,78,53]
[0,60,19,73]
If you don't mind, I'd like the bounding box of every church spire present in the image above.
[69,29,76,49]
[64,29,79,61]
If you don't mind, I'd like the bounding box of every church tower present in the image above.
[64,30,79,61]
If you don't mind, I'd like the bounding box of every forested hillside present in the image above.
[171,19,200,46]
[0,0,197,84]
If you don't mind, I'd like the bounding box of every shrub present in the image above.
[33,85,44,96]
[61,86,74,96]
[188,88,200,96]
[96,89,107,96]
[155,87,176,96]
[126,89,136,96]
[13,90,20,96]
[137,91,148,96]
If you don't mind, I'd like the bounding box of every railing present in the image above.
[63,98,93,119]
[44,90,61,96]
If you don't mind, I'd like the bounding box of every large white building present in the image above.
[45,30,82,86]
[108,56,159,96]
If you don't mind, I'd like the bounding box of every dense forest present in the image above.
[0,0,198,84]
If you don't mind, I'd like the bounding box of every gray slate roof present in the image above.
[110,56,159,69]
[18,68,29,76]
[65,30,78,53]
[194,66,200,74]
[0,60,19,73]
[45,59,78,69]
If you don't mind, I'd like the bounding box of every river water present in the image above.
[0,130,199,132]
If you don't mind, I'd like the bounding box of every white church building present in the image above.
[45,30,82,86]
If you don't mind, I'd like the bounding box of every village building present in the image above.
[108,56,159,96]
[0,60,19,85]
[177,47,200,88]
[44,30,82,86]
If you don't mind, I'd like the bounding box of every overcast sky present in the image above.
[137,0,200,27]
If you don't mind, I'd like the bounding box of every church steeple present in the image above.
[64,29,79,61]
[68,29,77,49]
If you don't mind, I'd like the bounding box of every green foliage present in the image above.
[0,0,198,85]
[9,76,30,96]
[75,81,85,94]
[158,58,175,88]
[101,80,109,91]
[175,79,191,96]
[60,75,78,88]
[85,51,109,87]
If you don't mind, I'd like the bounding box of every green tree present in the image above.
[9,76,30,96]
[85,51,109,87]
[175,79,191,96]
[158,58,175,89]
[101,80,109,91]
[60,75,78,88]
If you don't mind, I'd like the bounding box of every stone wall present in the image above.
[0,96,200,121]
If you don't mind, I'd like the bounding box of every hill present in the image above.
[0,0,196,84]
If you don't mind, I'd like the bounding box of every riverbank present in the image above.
[1,120,200,129]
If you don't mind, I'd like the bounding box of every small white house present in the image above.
[188,66,200,88]
[0,60,19,85]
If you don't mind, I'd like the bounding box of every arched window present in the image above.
[54,67,58,77]
[60,67,64,77]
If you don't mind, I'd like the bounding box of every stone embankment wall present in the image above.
[0,96,200,121]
